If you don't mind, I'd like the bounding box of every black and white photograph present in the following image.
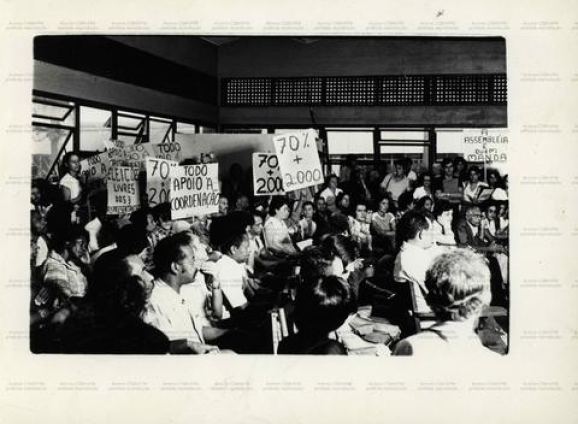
[30,35,509,356]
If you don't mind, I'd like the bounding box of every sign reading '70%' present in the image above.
[272,129,324,192]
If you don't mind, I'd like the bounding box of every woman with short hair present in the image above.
[393,249,499,356]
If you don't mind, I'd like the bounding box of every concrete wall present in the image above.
[34,61,218,124]
[218,37,506,78]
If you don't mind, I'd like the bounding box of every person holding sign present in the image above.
[59,152,86,205]
[263,197,297,256]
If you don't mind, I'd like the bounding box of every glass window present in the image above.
[177,122,196,134]
[80,107,111,152]
[32,96,75,127]
[150,117,173,143]
[327,131,373,155]
[32,126,72,179]
[117,111,146,143]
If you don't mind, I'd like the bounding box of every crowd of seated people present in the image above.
[30,153,509,355]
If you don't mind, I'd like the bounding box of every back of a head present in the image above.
[433,199,453,218]
[321,234,356,266]
[90,259,147,319]
[328,213,350,235]
[116,224,148,257]
[299,247,335,282]
[294,275,354,335]
[396,210,429,246]
[425,249,491,321]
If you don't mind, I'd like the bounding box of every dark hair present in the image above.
[415,196,433,211]
[251,209,266,222]
[90,259,147,319]
[302,201,315,210]
[324,174,339,188]
[486,169,504,188]
[61,151,79,173]
[328,212,350,235]
[153,232,192,277]
[416,172,432,187]
[221,231,248,256]
[354,201,368,211]
[335,192,350,211]
[299,247,336,282]
[453,156,467,168]
[130,208,153,232]
[151,202,171,223]
[397,191,415,212]
[210,214,249,253]
[116,224,149,257]
[50,223,87,253]
[268,196,291,217]
[467,165,481,178]
[294,275,354,334]
[441,158,454,168]
[433,199,453,218]
[321,234,356,266]
[396,210,430,245]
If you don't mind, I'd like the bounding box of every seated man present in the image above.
[456,206,508,307]
[142,232,220,354]
[393,210,444,314]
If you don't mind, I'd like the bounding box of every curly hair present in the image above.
[424,249,491,321]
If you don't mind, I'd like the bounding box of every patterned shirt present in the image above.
[42,251,87,299]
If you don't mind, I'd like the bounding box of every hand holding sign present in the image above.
[252,153,285,196]
[273,129,323,191]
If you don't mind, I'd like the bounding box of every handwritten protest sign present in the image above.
[106,166,140,215]
[252,153,285,196]
[80,151,111,191]
[108,142,182,172]
[461,129,508,165]
[273,129,324,191]
[146,157,178,207]
[170,164,220,219]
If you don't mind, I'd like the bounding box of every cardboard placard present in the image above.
[106,166,140,215]
[170,164,220,219]
[273,129,324,191]
[108,142,182,172]
[461,129,508,165]
[252,152,285,196]
[80,151,111,191]
[146,157,178,207]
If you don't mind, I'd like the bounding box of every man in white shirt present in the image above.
[393,211,444,314]
[215,232,251,312]
[142,232,220,354]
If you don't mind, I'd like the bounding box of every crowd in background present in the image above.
[30,151,509,355]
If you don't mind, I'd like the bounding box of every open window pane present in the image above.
[80,107,111,152]
[150,117,173,143]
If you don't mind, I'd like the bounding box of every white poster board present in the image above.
[106,166,140,215]
[146,157,178,207]
[461,129,509,169]
[252,152,285,196]
[80,151,111,191]
[272,129,324,191]
[108,142,182,172]
[170,163,220,219]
